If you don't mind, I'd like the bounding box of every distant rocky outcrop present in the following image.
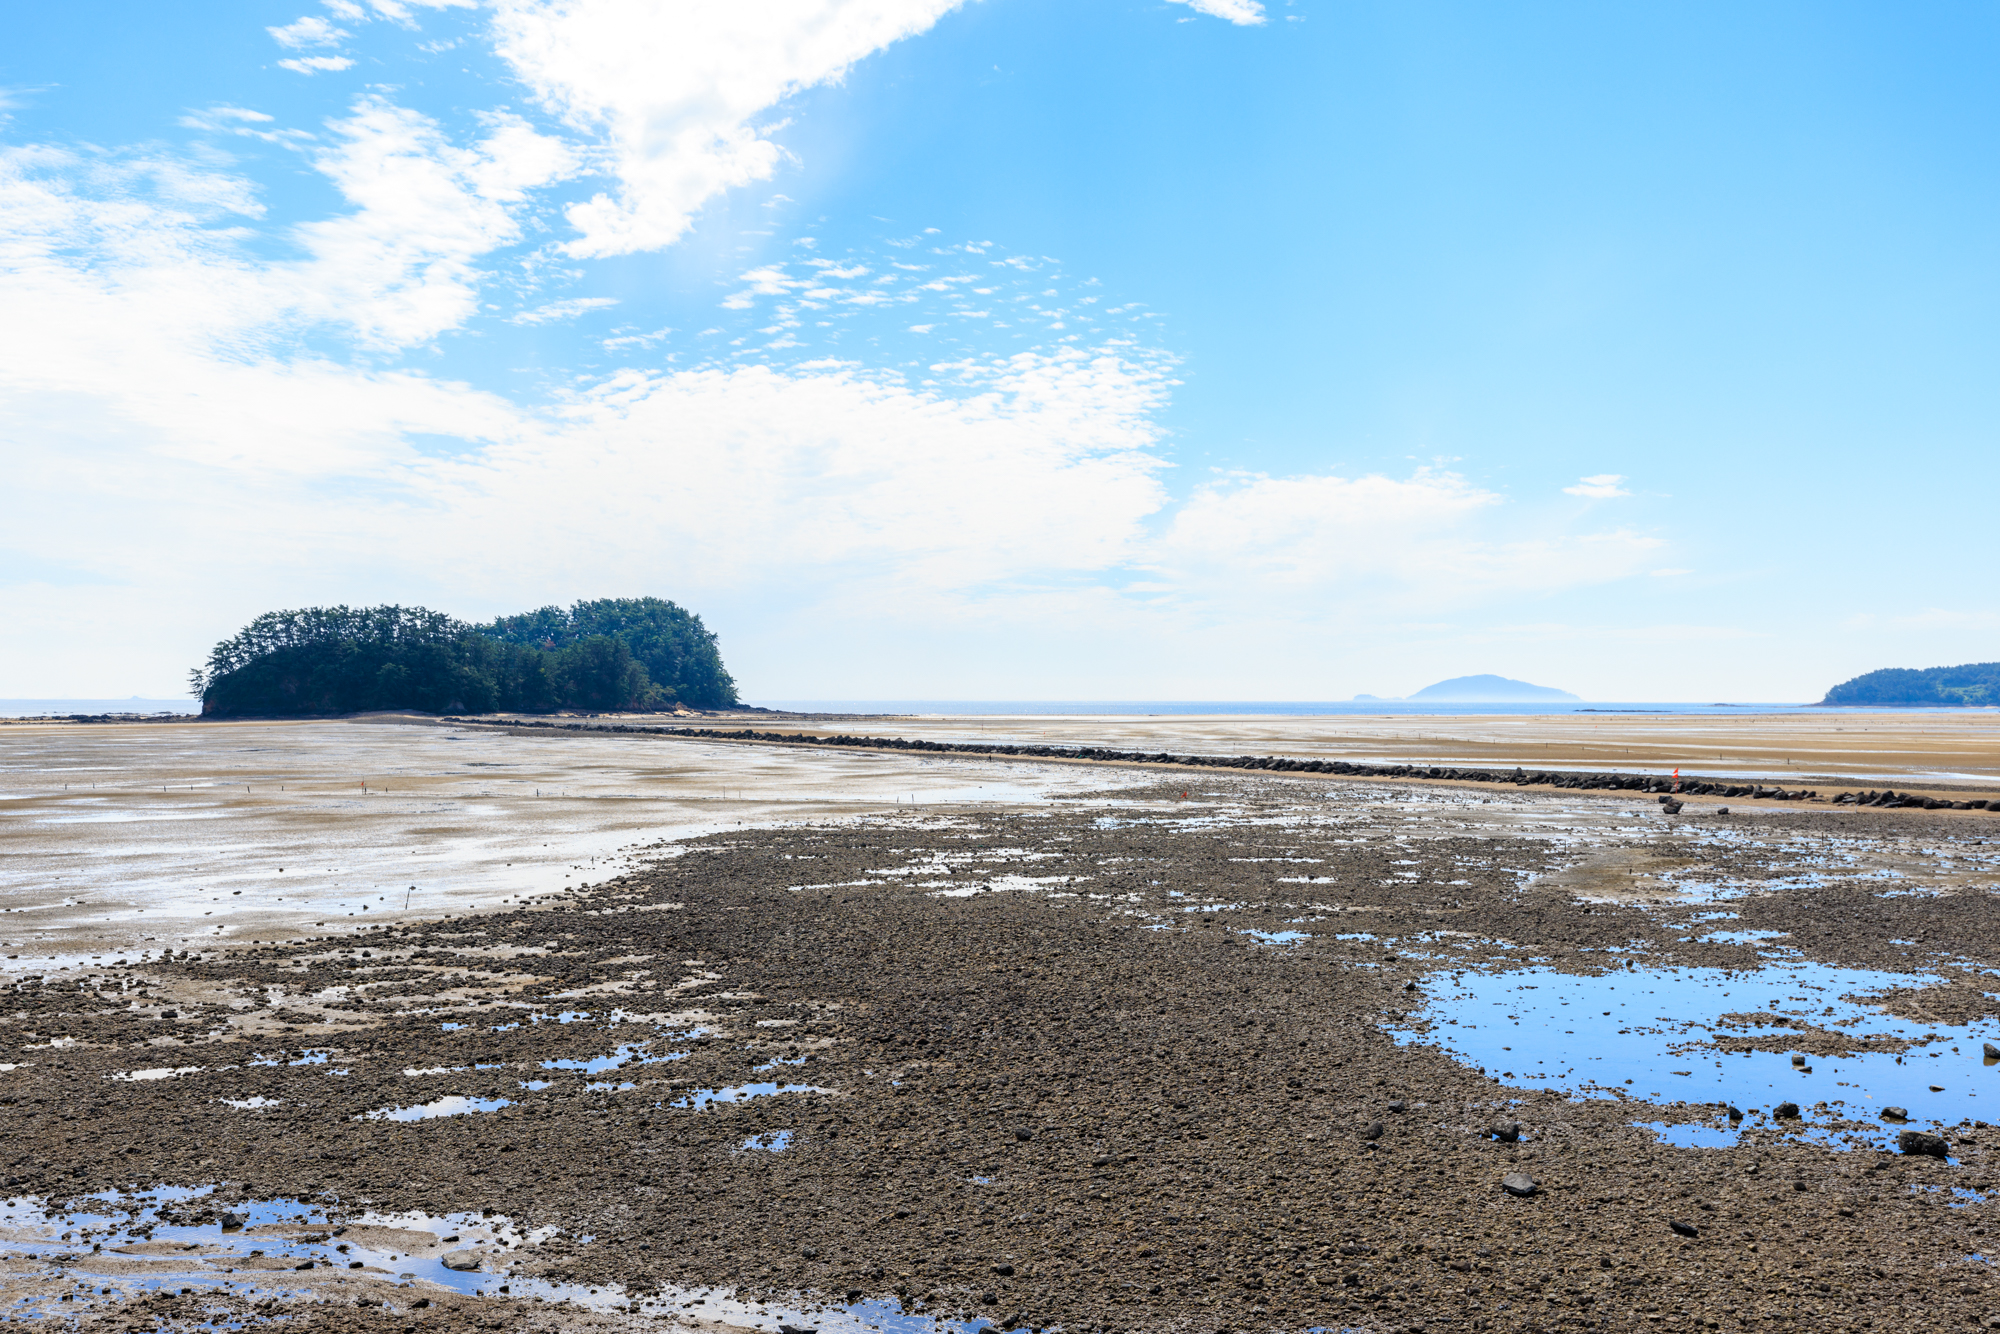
[1405,674,1580,703]
[1821,662,2000,707]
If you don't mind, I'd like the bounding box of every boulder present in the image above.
[1899,1130,1949,1160]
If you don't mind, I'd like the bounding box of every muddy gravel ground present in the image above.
[6,768,2000,1333]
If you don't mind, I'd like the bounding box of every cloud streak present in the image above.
[490,0,968,257]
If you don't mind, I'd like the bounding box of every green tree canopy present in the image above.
[1820,661,2000,706]
[191,598,737,717]
[477,597,737,709]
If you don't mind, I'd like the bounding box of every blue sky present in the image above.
[2,0,1996,701]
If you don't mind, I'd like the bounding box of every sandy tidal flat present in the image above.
[0,717,1106,966]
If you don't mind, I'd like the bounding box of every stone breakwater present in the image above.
[449,717,2000,807]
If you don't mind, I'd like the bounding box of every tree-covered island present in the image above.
[189,598,739,717]
[1819,661,2000,707]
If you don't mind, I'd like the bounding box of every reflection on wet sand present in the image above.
[0,716,1114,967]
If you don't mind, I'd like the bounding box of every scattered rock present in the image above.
[440,1251,483,1271]
[1361,1121,1384,1141]
[1014,1127,1033,1142]
[991,1263,1014,1276]
[218,1212,246,1230]
[1386,1099,1406,1113]
[1669,1221,1699,1238]
[1773,1102,1801,1120]
[1725,1105,1743,1121]
[1501,1172,1538,1197]
[1488,1122,1521,1143]
[1790,1054,1807,1068]
[1899,1130,1949,1160]
[1985,1042,1999,1059]
[1882,1107,1910,1122]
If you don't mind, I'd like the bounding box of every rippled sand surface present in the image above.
[0,716,1109,966]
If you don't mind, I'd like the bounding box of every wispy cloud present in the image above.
[268,15,349,48]
[509,296,619,324]
[1563,473,1630,499]
[1167,0,1266,24]
[488,0,970,257]
[278,55,357,73]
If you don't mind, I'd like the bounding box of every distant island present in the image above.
[1820,661,2000,707]
[1355,674,1581,703]
[190,598,739,718]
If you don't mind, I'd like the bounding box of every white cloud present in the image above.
[278,55,357,73]
[1151,469,1661,611]
[269,15,350,47]
[1563,473,1630,498]
[489,0,968,257]
[1167,0,1267,24]
[509,296,619,324]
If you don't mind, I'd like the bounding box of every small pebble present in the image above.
[1501,1172,1537,1197]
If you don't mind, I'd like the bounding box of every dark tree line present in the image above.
[1820,661,2000,707]
[190,599,738,717]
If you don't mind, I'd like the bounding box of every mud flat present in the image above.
[7,754,2000,1333]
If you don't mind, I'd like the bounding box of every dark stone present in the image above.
[1014,1127,1033,1141]
[219,1212,246,1230]
[1501,1172,1537,1197]
[780,1326,819,1334]
[1669,1221,1699,1238]
[1985,1043,1998,1060]
[1726,1105,1743,1121]
[802,1247,818,1259]
[1387,1100,1406,1113]
[1717,807,1730,816]
[1790,1054,1807,1067]
[992,1263,1014,1276]
[1882,1106,1909,1122]
[1662,800,1683,814]
[1489,1122,1521,1143]
[1899,1130,1949,1159]
[1773,1102,1801,1120]
[1361,1121,1384,1141]
[982,1292,998,1305]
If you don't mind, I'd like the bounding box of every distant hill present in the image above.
[1405,674,1580,702]
[1820,662,2000,707]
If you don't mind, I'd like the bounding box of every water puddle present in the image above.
[0,1186,1006,1332]
[1399,959,2000,1141]
[360,1095,513,1122]
[671,1081,830,1111]
[539,1041,685,1074]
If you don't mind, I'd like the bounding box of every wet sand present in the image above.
[0,717,1106,968]
[658,708,2000,788]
